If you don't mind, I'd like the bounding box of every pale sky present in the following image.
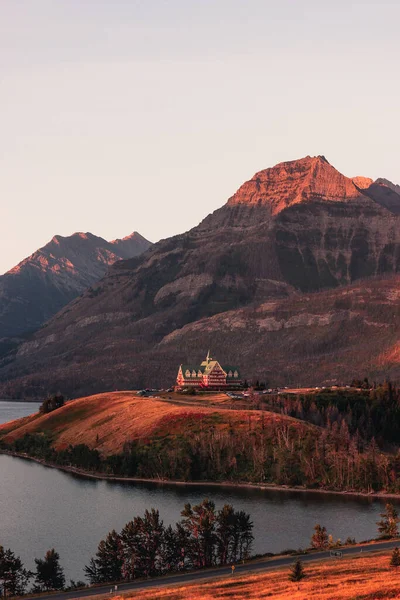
[1,1,400,274]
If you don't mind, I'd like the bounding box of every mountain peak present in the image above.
[227,155,365,215]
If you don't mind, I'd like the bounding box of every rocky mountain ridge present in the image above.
[1,156,399,398]
[0,230,152,339]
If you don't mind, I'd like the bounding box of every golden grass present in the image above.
[0,391,304,455]
[110,551,400,600]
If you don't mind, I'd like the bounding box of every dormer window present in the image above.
[234,370,239,378]
[198,370,202,377]
[192,370,197,377]
[185,369,191,377]
[228,370,233,378]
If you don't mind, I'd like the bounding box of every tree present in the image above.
[390,547,400,568]
[39,393,65,414]
[160,525,183,573]
[377,503,399,539]
[34,549,65,591]
[234,511,254,562]
[216,504,236,565]
[120,509,164,579]
[311,524,329,549]
[180,499,217,568]
[84,530,123,584]
[0,545,31,596]
[289,558,305,582]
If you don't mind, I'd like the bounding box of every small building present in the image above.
[176,352,242,390]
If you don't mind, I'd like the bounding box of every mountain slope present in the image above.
[0,231,152,338]
[1,156,400,398]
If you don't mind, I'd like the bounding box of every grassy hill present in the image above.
[0,391,307,456]
[1,390,399,494]
[116,549,400,599]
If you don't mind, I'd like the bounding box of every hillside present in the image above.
[1,389,399,494]
[119,550,400,600]
[0,391,305,455]
[1,155,400,398]
[0,231,152,339]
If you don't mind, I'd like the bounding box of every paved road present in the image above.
[25,539,400,600]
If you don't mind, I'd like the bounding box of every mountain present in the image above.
[0,231,152,339]
[1,156,400,398]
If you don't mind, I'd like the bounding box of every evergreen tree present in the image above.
[83,559,99,585]
[216,504,236,565]
[311,524,329,549]
[85,530,123,584]
[289,558,305,582]
[377,504,399,539]
[120,518,142,580]
[40,393,65,414]
[390,547,400,568]
[160,525,183,573]
[0,545,31,596]
[120,509,164,579]
[180,499,217,568]
[34,549,65,591]
[235,511,254,561]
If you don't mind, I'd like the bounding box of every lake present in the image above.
[0,401,396,582]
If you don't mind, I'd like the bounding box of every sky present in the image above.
[1,0,400,274]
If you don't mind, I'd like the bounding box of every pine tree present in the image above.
[180,499,217,568]
[311,524,329,549]
[377,503,399,539]
[390,547,400,568]
[216,504,236,565]
[85,530,123,584]
[235,511,254,561]
[0,545,32,596]
[34,549,65,591]
[289,558,305,582]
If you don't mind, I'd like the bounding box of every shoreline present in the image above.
[2,449,400,500]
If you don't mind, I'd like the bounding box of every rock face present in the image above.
[0,231,152,339]
[1,156,400,398]
[227,155,366,214]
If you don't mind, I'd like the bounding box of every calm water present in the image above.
[0,401,397,582]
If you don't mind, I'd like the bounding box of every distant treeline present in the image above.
[259,381,400,448]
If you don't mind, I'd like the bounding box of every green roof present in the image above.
[223,366,241,379]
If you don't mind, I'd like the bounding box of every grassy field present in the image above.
[109,550,400,600]
[0,391,307,455]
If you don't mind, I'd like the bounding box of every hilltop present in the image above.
[0,391,305,455]
[1,156,400,398]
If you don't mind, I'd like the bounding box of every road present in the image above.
[25,539,400,600]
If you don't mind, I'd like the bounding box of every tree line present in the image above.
[85,499,254,583]
[0,547,66,597]
[2,501,400,595]
[261,382,400,448]
[6,409,400,493]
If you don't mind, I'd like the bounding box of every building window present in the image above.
[185,369,191,377]
[198,370,202,377]
[192,370,197,377]
[228,370,233,378]
[234,371,239,378]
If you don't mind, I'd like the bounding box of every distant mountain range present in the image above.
[1,155,400,399]
[0,231,151,340]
